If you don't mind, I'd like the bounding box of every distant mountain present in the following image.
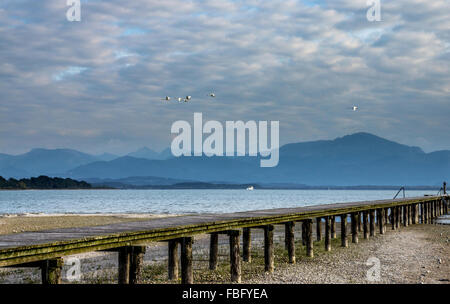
[127,147,172,160]
[0,148,98,178]
[2,133,449,185]
[0,147,172,178]
[96,153,119,161]
[67,133,450,186]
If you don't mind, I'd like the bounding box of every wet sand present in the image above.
[0,213,178,235]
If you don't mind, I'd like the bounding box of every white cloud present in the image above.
[0,0,449,154]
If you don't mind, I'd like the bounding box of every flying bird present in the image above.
[352,106,358,111]
[184,96,192,102]
[208,93,216,98]
[161,96,171,101]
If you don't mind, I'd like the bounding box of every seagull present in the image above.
[184,96,192,102]
[208,93,216,98]
[177,97,183,102]
[352,106,358,111]
[161,96,171,101]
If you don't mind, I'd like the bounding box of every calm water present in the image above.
[0,189,434,215]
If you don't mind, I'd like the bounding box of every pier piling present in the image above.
[209,233,219,270]
[340,214,348,248]
[169,240,180,280]
[118,247,131,284]
[324,216,331,252]
[41,258,63,285]
[228,230,241,283]
[363,211,369,239]
[369,210,376,236]
[351,213,358,244]
[181,237,193,284]
[316,218,322,241]
[243,228,252,263]
[130,246,146,284]
[264,225,275,273]
[305,219,314,257]
[285,222,296,264]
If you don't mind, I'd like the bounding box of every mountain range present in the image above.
[1,133,449,186]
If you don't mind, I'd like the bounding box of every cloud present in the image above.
[0,0,449,154]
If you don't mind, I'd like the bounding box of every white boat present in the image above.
[246,186,254,191]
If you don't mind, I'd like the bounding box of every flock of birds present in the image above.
[160,92,359,112]
[161,93,216,103]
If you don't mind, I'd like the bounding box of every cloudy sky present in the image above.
[0,0,449,155]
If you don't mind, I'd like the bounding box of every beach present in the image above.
[0,214,448,284]
[0,213,178,235]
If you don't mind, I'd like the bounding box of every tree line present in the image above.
[0,175,92,189]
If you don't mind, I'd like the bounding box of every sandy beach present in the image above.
[0,213,178,235]
[0,214,448,284]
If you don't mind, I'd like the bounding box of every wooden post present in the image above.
[403,205,408,227]
[424,203,428,224]
[181,237,193,284]
[430,202,434,222]
[41,258,63,285]
[391,207,396,230]
[324,216,331,252]
[369,209,376,236]
[357,212,362,232]
[118,247,131,284]
[415,204,419,223]
[301,221,306,246]
[316,217,322,241]
[285,222,296,264]
[408,205,412,225]
[209,233,219,270]
[428,202,432,223]
[168,240,180,280]
[395,206,400,228]
[331,216,336,239]
[378,209,385,234]
[305,219,313,257]
[341,214,348,248]
[363,211,369,239]
[384,208,389,226]
[420,203,424,224]
[130,246,146,284]
[229,230,241,283]
[243,228,251,263]
[264,225,274,273]
[412,204,417,225]
[351,212,358,244]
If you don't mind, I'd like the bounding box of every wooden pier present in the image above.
[0,194,448,284]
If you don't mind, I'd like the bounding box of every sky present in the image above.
[0,0,449,155]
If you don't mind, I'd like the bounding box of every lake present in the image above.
[0,189,435,215]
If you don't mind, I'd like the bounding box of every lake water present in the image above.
[0,189,435,215]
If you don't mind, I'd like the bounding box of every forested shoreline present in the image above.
[0,175,91,189]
